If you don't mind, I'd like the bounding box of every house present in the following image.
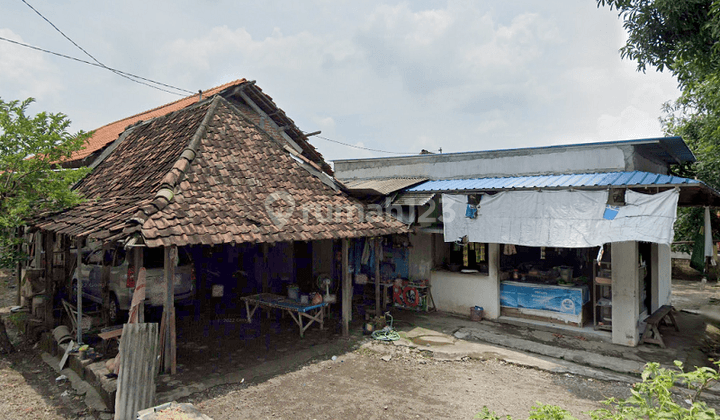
[334,138,720,346]
[29,80,407,367]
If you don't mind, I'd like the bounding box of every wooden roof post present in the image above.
[375,237,381,316]
[101,242,112,326]
[342,238,350,337]
[162,245,177,374]
[44,232,54,330]
[134,247,144,323]
[76,237,84,344]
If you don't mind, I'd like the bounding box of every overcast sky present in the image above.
[1,0,680,163]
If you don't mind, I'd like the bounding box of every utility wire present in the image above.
[17,0,194,96]
[0,36,189,97]
[314,135,415,155]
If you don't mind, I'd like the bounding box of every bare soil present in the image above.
[189,341,633,420]
[0,269,95,419]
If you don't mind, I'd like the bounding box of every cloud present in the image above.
[0,29,62,100]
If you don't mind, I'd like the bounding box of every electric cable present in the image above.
[16,0,194,96]
[314,135,415,155]
[0,36,188,97]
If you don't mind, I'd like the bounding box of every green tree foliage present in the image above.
[0,98,90,268]
[597,0,720,251]
[476,361,720,419]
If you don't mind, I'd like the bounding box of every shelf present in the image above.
[596,298,612,307]
[595,276,611,285]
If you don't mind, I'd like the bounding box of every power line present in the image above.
[0,36,189,97]
[314,135,415,155]
[16,0,194,96]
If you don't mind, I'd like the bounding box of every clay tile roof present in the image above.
[70,79,247,163]
[34,94,406,246]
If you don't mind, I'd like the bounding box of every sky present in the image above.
[1,0,680,163]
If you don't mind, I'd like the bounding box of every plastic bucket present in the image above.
[470,306,484,321]
[52,325,72,345]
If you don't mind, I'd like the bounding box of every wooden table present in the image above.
[240,293,328,337]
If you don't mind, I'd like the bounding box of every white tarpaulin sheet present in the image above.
[442,188,679,248]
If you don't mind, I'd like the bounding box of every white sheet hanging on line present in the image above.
[442,188,679,248]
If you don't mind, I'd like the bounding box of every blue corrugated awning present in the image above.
[407,171,702,192]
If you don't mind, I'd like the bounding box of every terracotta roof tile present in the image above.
[35,94,406,245]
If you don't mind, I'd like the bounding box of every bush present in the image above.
[476,361,720,420]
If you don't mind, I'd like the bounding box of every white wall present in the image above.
[430,243,500,318]
[651,243,672,312]
[409,232,433,280]
[612,241,641,346]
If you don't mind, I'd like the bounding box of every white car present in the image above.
[72,246,195,324]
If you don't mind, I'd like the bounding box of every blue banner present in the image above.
[500,282,589,315]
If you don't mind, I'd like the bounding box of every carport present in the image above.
[27,92,406,378]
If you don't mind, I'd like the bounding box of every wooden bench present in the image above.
[639,305,679,348]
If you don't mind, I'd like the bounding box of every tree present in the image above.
[597,0,720,253]
[0,97,90,269]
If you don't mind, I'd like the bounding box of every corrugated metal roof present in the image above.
[392,192,436,206]
[408,171,701,192]
[342,177,428,195]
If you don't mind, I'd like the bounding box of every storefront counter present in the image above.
[500,281,590,326]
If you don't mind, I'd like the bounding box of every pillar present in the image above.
[611,241,640,346]
[651,243,671,313]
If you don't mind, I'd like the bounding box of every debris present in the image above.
[381,355,392,362]
[55,375,68,384]
[331,355,337,361]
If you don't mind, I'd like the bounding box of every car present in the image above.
[72,246,196,324]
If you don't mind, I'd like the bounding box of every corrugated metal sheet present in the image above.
[342,177,428,195]
[392,192,435,206]
[408,171,701,192]
[114,323,159,420]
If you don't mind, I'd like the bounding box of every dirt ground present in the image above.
[190,341,634,420]
[1,263,720,419]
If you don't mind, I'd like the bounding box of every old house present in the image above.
[28,80,407,368]
[334,138,720,346]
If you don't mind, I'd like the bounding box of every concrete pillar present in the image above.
[651,243,672,312]
[486,243,501,319]
[611,241,640,346]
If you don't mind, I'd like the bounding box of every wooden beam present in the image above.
[134,247,144,323]
[44,232,54,330]
[101,243,112,326]
[375,238,381,315]
[75,237,84,344]
[162,246,176,374]
[342,238,350,337]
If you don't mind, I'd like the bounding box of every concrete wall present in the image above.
[612,241,640,346]
[651,243,672,312]
[409,232,433,280]
[430,243,500,318]
[335,144,638,180]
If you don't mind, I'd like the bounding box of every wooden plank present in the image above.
[170,307,176,375]
[341,238,350,337]
[101,243,112,326]
[374,238,381,314]
[162,246,176,374]
[75,238,84,344]
[501,307,583,328]
[114,323,159,420]
[44,232,54,330]
[134,247,144,323]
